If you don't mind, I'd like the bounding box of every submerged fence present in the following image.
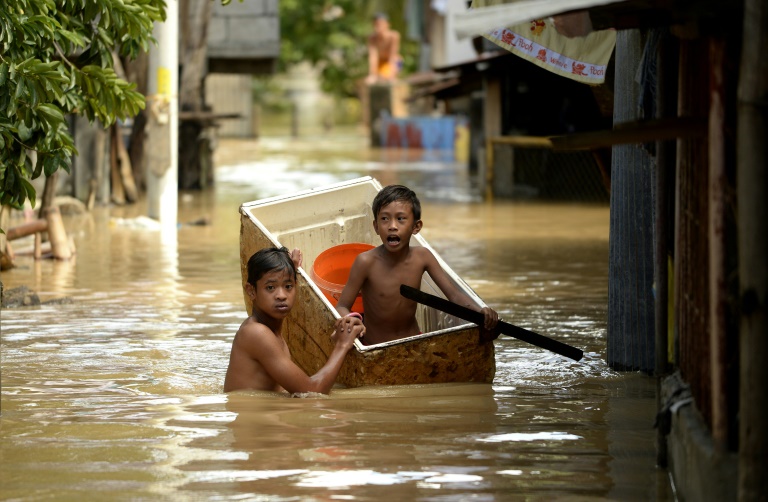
[485,136,610,202]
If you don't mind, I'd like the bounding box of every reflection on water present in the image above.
[1,135,672,500]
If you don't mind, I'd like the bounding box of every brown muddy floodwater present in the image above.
[1,135,674,500]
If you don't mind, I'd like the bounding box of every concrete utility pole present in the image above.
[145,0,179,229]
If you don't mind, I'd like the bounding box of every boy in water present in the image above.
[334,185,499,345]
[225,247,365,394]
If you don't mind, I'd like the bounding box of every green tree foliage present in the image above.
[279,0,417,98]
[0,0,168,211]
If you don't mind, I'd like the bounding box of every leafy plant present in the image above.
[0,0,169,210]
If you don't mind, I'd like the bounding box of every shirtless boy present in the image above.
[366,13,401,83]
[334,185,499,345]
[224,247,364,394]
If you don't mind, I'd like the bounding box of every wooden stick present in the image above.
[400,285,584,361]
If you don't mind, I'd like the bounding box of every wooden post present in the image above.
[110,123,126,205]
[655,33,679,375]
[179,0,212,111]
[709,34,740,453]
[483,76,502,200]
[674,38,712,425]
[655,30,678,468]
[738,0,768,497]
[178,0,213,190]
[114,124,138,202]
[43,206,71,260]
[483,77,501,143]
[485,137,494,201]
[708,37,728,445]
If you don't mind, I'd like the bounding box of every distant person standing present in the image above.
[366,13,401,84]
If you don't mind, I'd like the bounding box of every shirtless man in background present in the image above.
[366,13,401,84]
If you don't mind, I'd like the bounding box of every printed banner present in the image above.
[471,1,616,85]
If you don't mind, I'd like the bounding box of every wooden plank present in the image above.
[405,78,461,102]
[550,117,706,151]
[178,111,241,121]
[490,136,553,148]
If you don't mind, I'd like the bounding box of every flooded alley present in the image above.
[1,135,673,500]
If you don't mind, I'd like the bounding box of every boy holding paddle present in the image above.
[334,185,499,345]
[225,247,365,394]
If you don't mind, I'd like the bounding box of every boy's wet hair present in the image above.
[372,185,421,221]
[247,247,297,286]
[373,12,388,21]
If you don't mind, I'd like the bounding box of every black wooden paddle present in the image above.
[400,284,583,361]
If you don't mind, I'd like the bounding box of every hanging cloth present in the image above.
[471,0,616,84]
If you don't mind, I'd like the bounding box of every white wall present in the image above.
[430,0,478,69]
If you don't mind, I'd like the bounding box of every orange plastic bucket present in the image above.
[310,243,374,313]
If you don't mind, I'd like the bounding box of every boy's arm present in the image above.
[241,321,362,395]
[422,248,499,331]
[334,254,368,318]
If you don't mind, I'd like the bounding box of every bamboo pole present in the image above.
[43,206,71,260]
[5,219,48,241]
[738,0,768,497]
